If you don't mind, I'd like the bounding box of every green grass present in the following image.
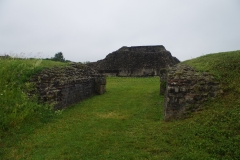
[1,50,240,159]
[3,77,165,159]
[182,50,240,93]
[0,58,69,146]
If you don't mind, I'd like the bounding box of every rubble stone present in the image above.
[30,63,106,110]
[88,45,180,76]
[160,64,223,121]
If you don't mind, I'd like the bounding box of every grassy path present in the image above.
[5,77,168,159]
[2,52,240,159]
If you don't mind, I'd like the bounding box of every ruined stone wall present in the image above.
[118,45,166,52]
[30,63,106,110]
[160,64,223,121]
[88,45,180,77]
[159,68,168,95]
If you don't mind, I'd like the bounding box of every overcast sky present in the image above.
[1,0,240,62]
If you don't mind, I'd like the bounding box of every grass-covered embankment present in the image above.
[165,51,240,159]
[0,58,68,146]
[1,50,240,159]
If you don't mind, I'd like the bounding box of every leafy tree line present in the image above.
[48,52,92,64]
[45,52,70,62]
[1,52,91,64]
[51,52,65,62]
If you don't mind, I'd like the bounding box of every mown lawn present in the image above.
[3,77,169,159]
[1,51,240,159]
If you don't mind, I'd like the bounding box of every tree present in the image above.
[82,61,90,64]
[52,52,65,62]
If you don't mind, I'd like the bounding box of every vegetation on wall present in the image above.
[1,50,240,159]
[0,58,68,138]
[182,50,240,93]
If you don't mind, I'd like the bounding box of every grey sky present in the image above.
[1,0,240,62]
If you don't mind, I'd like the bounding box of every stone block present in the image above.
[95,84,106,95]
[95,77,106,85]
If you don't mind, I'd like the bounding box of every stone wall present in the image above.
[30,63,106,110]
[160,64,223,121]
[88,45,180,76]
[159,68,168,95]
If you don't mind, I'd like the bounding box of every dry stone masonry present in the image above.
[160,64,223,121]
[159,68,168,95]
[88,45,180,76]
[30,63,106,110]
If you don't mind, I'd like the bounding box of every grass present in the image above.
[3,77,164,159]
[182,50,240,93]
[0,57,69,154]
[1,50,240,159]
